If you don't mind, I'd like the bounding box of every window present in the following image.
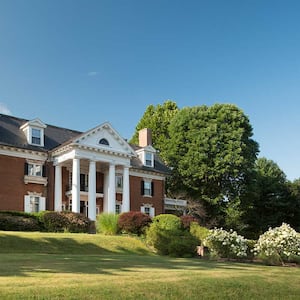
[30,196,40,212]
[28,163,42,176]
[99,138,109,146]
[145,152,153,167]
[80,174,88,191]
[31,128,41,145]
[141,205,155,217]
[116,175,123,189]
[116,204,121,214]
[24,195,45,213]
[141,180,154,196]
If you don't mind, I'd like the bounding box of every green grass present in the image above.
[0,231,300,299]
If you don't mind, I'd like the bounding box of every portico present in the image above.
[51,122,136,221]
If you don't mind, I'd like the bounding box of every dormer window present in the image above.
[145,152,154,167]
[20,118,46,147]
[136,145,156,168]
[32,128,41,145]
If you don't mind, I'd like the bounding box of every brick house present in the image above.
[0,114,170,220]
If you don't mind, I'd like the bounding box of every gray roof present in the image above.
[0,114,170,174]
[0,114,81,151]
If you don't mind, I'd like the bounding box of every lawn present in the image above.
[0,231,299,299]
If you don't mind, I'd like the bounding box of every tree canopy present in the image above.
[165,104,259,205]
[130,100,179,161]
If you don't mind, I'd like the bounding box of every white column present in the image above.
[72,158,80,213]
[103,171,109,212]
[122,166,130,212]
[88,160,96,221]
[107,163,116,213]
[54,165,62,211]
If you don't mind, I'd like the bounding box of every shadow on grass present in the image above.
[0,233,275,278]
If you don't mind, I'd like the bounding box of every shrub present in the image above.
[190,222,209,245]
[40,211,90,233]
[180,215,199,229]
[146,214,198,257]
[204,228,248,259]
[0,212,41,231]
[118,211,152,235]
[96,213,119,235]
[254,223,300,265]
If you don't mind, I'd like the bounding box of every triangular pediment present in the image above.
[71,122,136,157]
[20,118,47,130]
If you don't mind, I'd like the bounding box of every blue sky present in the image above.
[0,0,300,180]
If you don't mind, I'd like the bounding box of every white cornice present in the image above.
[129,169,165,180]
[0,145,47,161]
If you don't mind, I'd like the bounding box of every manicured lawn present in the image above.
[0,231,299,299]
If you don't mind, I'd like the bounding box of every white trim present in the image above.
[0,146,47,161]
[24,175,48,186]
[129,170,165,180]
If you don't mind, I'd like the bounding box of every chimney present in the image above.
[139,128,152,147]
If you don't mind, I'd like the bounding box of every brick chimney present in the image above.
[139,128,152,147]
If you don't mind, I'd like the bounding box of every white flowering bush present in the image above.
[204,228,248,259]
[254,223,300,265]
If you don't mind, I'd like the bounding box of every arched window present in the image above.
[99,138,109,146]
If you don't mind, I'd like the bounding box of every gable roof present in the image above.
[0,114,170,174]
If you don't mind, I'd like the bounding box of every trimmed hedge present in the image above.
[0,211,41,231]
[40,211,91,233]
[0,211,91,233]
[118,211,152,235]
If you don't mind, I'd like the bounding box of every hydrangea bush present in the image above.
[254,223,300,265]
[204,228,248,259]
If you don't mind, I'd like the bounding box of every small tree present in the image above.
[118,211,152,235]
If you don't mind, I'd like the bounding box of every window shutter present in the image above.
[150,207,155,217]
[39,197,46,211]
[140,206,145,213]
[42,165,46,177]
[151,181,154,196]
[24,196,31,213]
[141,180,144,195]
[24,162,28,175]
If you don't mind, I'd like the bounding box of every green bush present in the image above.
[40,211,90,233]
[118,211,152,235]
[190,222,209,245]
[96,213,119,235]
[146,214,198,257]
[0,211,41,231]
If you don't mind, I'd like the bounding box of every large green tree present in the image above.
[165,104,259,222]
[130,100,179,161]
[243,157,297,238]
[166,104,258,198]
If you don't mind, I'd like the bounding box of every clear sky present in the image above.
[0,0,300,180]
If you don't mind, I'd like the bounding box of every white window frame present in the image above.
[143,180,152,197]
[141,205,155,217]
[24,195,46,213]
[28,163,42,177]
[144,152,154,167]
[31,127,42,146]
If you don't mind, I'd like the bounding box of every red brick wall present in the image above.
[129,175,164,215]
[0,155,47,211]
